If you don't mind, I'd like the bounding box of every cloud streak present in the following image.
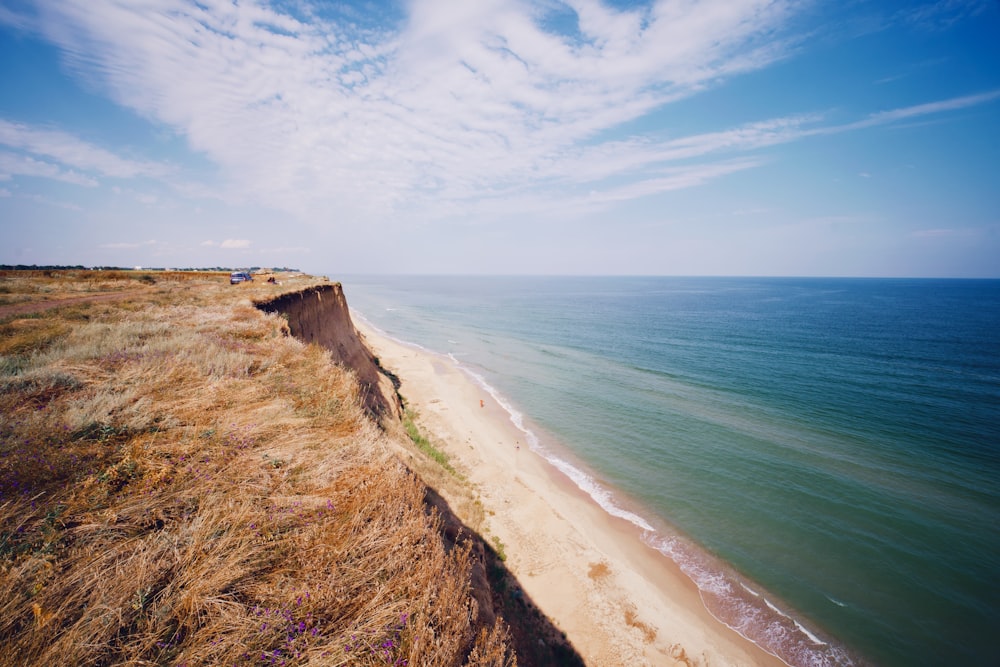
[8,0,998,230]
[99,239,159,249]
[0,119,169,181]
[0,150,99,187]
[20,0,801,220]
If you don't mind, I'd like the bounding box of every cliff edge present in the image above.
[255,283,403,424]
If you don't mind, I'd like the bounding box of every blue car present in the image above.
[230,271,253,284]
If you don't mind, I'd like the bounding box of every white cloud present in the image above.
[584,158,764,204]
[0,119,169,180]
[858,90,1000,127]
[0,150,99,187]
[100,239,159,249]
[201,240,217,247]
[796,90,1000,139]
[0,5,33,31]
[21,193,82,211]
[912,228,976,239]
[220,239,251,249]
[14,0,998,231]
[898,0,992,31]
[26,0,802,220]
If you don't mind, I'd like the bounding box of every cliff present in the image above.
[255,283,403,424]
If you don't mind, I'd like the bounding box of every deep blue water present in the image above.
[339,276,1000,667]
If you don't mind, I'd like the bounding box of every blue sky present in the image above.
[0,0,998,277]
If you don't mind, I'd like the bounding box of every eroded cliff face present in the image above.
[256,283,402,424]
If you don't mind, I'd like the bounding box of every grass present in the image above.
[403,409,458,477]
[490,536,507,563]
[0,318,70,357]
[0,272,520,666]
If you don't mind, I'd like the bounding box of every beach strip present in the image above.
[355,318,786,667]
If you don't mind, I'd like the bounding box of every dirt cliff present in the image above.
[255,283,402,424]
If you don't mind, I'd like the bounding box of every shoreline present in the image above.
[355,316,787,666]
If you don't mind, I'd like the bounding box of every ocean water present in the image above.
[338,276,1000,667]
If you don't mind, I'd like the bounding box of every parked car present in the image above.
[230,271,253,284]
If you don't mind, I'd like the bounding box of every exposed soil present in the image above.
[255,283,404,424]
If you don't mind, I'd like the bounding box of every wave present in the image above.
[352,311,437,355]
[441,351,858,667]
[648,535,856,667]
[361,316,858,667]
[446,353,655,532]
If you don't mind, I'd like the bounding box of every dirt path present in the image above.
[0,291,147,319]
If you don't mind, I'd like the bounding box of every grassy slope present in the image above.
[0,271,519,666]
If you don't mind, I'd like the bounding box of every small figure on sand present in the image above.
[480,399,484,408]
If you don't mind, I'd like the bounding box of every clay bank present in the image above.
[255,282,402,424]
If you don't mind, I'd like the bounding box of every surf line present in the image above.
[444,351,856,667]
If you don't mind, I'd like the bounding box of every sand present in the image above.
[355,318,787,667]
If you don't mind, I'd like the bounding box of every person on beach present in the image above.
[480,399,484,408]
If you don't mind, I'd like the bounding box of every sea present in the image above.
[337,275,1000,667]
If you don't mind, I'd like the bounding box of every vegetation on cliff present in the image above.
[0,271,535,666]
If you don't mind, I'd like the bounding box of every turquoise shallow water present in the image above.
[339,276,1000,667]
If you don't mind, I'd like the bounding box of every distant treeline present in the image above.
[0,265,300,272]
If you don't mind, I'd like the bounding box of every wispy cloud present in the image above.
[21,0,800,219]
[911,228,977,239]
[584,158,765,204]
[202,239,252,249]
[22,193,83,211]
[897,0,993,31]
[0,119,169,180]
[715,91,1000,146]
[0,4,33,31]
[100,239,159,249]
[0,150,99,187]
[11,0,999,227]
[855,90,1000,127]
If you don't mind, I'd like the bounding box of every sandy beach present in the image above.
[355,317,786,667]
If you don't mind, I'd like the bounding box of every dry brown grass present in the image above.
[0,272,517,666]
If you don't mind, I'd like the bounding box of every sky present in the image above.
[0,0,998,277]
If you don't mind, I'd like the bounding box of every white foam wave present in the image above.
[447,356,655,532]
[356,319,855,667]
[796,622,828,647]
[645,534,846,666]
[543,455,656,532]
[360,315,433,354]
